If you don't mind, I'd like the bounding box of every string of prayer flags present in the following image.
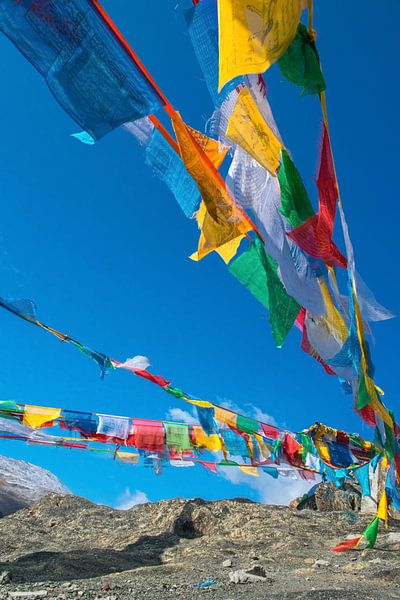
[226,87,283,176]
[278,23,326,95]
[0,0,163,139]
[217,0,303,90]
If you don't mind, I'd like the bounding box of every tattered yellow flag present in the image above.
[318,278,348,344]
[218,0,303,90]
[22,405,61,429]
[190,201,245,264]
[171,111,251,261]
[239,465,259,477]
[226,87,283,175]
[191,426,223,452]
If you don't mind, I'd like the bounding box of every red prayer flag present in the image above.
[261,423,280,440]
[287,123,347,268]
[331,537,362,552]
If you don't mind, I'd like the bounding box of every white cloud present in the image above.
[246,404,277,427]
[220,467,319,506]
[116,488,150,510]
[166,407,197,424]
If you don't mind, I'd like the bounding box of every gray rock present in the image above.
[222,559,232,568]
[313,559,330,568]
[0,572,11,585]
[228,569,267,584]
[246,564,266,578]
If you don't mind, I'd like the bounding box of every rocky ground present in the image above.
[0,493,399,599]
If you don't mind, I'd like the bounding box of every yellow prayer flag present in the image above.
[218,0,302,90]
[226,87,283,175]
[183,397,214,409]
[377,490,388,528]
[191,426,223,452]
[190,201,246,263]
[239,465,259,477]
[117,452,140,464]
[171,111,251,260]
[22,405,61,429]
[353,289,393,428]
[314,440,330,463]
[214,406,237,428]
[318,278,348,344]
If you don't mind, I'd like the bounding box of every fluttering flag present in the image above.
[0,0,163,139]
[362,516,380,548]
[226,87,283,176]
[331,537,362,553]
[22,406,62,430]
[278,149,314,228]
[145,130,200,218]
[184,0,242,106]
[217,0,303,90]
[377,489,388,528]
[171,111,251,261]
[287,124,347,268]
[229,237,300,347]
[278,23,326,95]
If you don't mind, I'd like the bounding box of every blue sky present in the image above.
[0,0,398,508]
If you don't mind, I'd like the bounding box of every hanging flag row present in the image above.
[0,399,382,483]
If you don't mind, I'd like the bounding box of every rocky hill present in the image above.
[0,455,69,517]
[0,493,399,599]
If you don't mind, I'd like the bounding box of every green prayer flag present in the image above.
[229,238,300,347]
[356,371,372,410]
[384,423,395,460]
[164,423,192,452]
[278,149,314,228]
[278,23,326,95]
[165,386,185,399]
[228,242,269,309]
[255,238,301,348]
[362,516,379,548]
[236,414,259,434]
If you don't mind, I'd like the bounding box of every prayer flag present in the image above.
[287,124,347,268]
[226,87,283,175]
[331,537,362,553]
[22,405,61,429]
[0,0,163,139]
[278,23,326,95]
[145,130,200,218]
[278,149,314,228]
[171,111,251,260]
[218,0,302,90]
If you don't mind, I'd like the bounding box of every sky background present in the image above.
[0,0,399,509]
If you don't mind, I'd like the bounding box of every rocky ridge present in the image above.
[0,493,399,599]
[0,456,69,517]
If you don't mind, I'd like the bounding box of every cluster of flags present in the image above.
[0,0,398,549]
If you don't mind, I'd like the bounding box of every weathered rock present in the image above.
[228,570,267,584]
[293,482,361,513]
[0,571,11,585]
[222,559,232,568]
[0,456,69,517]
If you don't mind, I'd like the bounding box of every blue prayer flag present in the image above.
[0,0,163,139]
[145,130,200,218]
